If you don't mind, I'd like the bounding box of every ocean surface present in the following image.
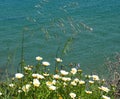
[0,0,120,75]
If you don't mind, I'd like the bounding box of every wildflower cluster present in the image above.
[0,56,115,99]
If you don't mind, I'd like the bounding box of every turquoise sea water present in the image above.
[0,0,120,75]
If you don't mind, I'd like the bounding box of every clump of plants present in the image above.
[0,56,116,99]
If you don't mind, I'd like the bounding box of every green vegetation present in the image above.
[0,56,117,99]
